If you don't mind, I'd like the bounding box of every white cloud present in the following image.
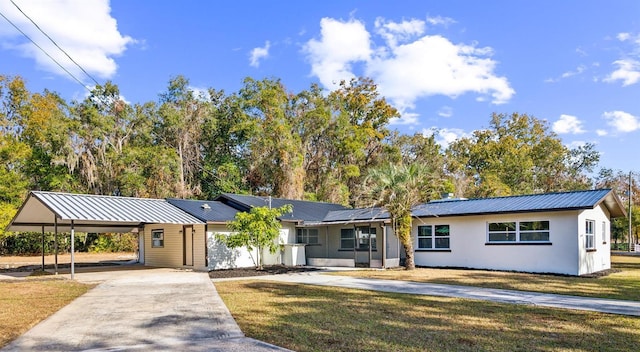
[567,140,587,149]
[604,59,640,86]
[603,110,640,133]
[437,106,453,118]
[422,127,470,148]
[0,0,134,80]
[303,16,514,118]
[367,34,514,109]
[375,18,425,48]
[552,114,585,134]
[617,32,631,41]
[546,65,588,83]
[302,17,372,89]
[426,16,456,27]
[604,32,640,86]
[249,40,271,67]
[596,129,608,136]
[390,110,419,125]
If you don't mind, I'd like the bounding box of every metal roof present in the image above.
[322,207,389,223]
[412,189,626,218]
[7,191,204,233]
[166,198,239,223]
[216,194,348,222]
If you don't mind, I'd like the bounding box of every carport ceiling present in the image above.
[7,191,204,233]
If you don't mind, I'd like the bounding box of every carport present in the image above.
[6,191,203,279]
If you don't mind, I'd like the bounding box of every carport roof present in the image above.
[7,191,204,233]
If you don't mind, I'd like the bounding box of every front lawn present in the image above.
[330,254,640,301]
[217,280,640,352]
[0,279,92,348]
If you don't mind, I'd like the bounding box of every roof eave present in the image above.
[598,190,627,218]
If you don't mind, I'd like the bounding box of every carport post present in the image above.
[41,226,45,271]
[54,216,58,275]
[70,220,75,280]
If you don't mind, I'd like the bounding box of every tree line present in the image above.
[1,73,638,253]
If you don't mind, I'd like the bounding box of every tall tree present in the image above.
[326,77,399,205]
[364,163,440,269]
[157,76,209,198]
[200,89,252,198]
[447,112,598,197]
[240,78,305,199]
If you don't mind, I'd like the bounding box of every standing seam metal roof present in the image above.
[217,194,348,222]
[166,198,239,223]
[412,189,622,218]
[32,191,204,224]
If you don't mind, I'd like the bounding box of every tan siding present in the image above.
[193,224,206,270]
[144,224,185,268]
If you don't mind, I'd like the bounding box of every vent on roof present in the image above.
[201,203,211,209]
[431,193,467,203]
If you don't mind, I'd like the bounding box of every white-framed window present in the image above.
[487,222,517,242]
[340,228,354,249]
[487,221,551,243]
[602,221,607,244]
[585,220,595,249]
[296,228,319,244]
[519,221,550,241]
[417,225,450,249]
[151,229,164,248]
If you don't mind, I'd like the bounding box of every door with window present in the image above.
[183,225,194,266]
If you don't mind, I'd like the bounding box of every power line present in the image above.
[0,5,91,92]
[10,0,101,87]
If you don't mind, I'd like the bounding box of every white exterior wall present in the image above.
[413,211,582,275]
[205,222,295,269]
[577,204,611,275]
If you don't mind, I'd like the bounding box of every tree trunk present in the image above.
[397,212,415,270]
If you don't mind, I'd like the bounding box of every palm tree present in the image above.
[364,162,437,269]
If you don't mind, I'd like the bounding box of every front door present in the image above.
[183,225,194,266]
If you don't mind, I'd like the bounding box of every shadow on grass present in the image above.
[218,281,640,352]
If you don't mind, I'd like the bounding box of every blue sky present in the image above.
[1,0,639,172]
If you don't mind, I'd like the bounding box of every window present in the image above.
[356,227,376,250]
[151,229,164,248]
[418,225,432,249]
[418,225,450,249]
[519,221,550,241]
[340,229,354,249]
[487,221,551,243]
[585,220,595,249]
[296,228,319,244]
[340,227,377,250]
[488,222,516,242]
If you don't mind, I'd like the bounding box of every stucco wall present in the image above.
[577,204,611,275]
[413,210,582,275]
[205,223,291,269]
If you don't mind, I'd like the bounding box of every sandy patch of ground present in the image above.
[0,252,137,270]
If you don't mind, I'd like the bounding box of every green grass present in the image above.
[329,255,640,301]
[0,279,93,348]
[217,280,640,352]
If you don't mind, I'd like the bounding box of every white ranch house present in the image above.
[8,189,626,276]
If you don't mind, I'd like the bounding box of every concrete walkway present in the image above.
[259,272,640,317]
[3,267,291,352]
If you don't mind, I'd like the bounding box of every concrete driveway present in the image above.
[2,266,290,351]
